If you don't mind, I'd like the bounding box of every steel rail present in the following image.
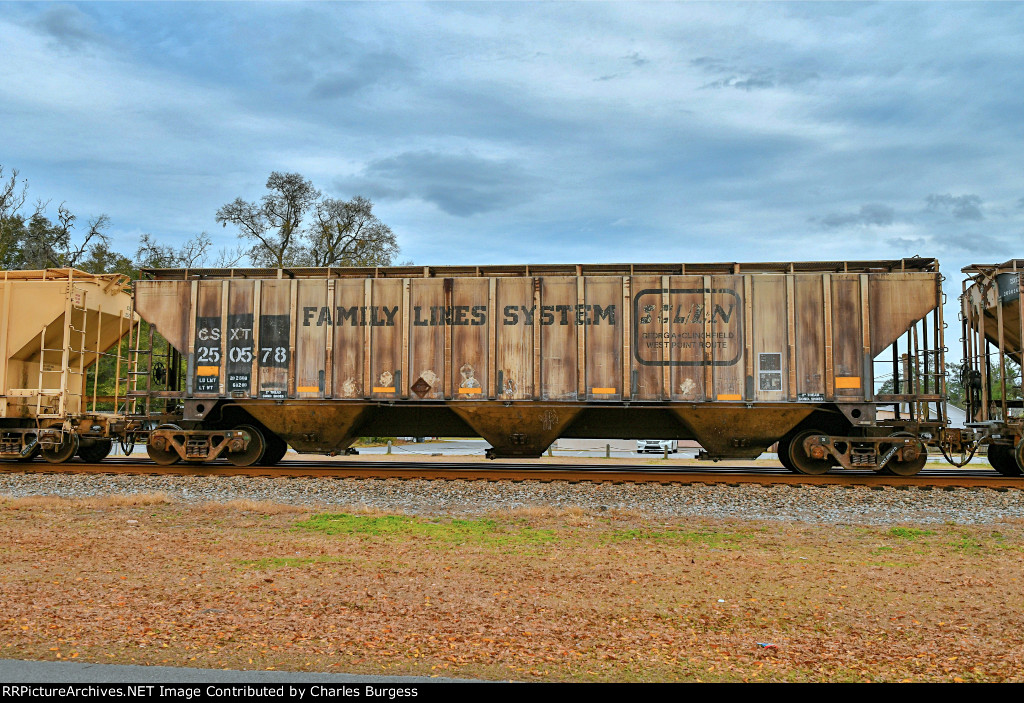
[1,459,1020,489]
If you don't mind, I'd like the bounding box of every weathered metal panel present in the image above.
[369,278,402,399]
[225,281,255,396]
[752,275,787,402]
[333,278,365,399]
[831,274,864,398]
[495,276,534,400]
[869,274,941,357]
[794,275,825,401]
[132,280,190,353]
[584,277,621,400]
[667,276,707,402]
[711,275,744,402]
[451,278,488,400]
[631,274,664,400]
[540,277,578,400]
[296,280,328,398]
[193,281,223,395]
[257,280,291,399]
[408,278,446,400]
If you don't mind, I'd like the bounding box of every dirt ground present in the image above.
[1,494,1022,682]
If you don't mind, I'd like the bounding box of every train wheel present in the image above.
[227,425,266,467]
[78,439,113,463]
[986,444,1017,475]
[777,436,797,472]
[879,433,927,476]
[786,429,832,475]
[1010,441,1024,477]
[259,432,288,466]
[41,434,79,464]
[147,424,182,466]
[989,442,1024,477]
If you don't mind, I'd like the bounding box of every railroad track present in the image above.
[1,458,1021,489]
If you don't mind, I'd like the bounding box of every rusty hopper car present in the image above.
[961,260,1024,475]
[0,269,134,462]
[129,259,945,475]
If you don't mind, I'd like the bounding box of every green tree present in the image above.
[19,207,111,269]
[1,164,125,272]
[301,195,398,267]
[0,165,36,268]
[215,172,320,267]
[216,172,400,268]
[79,239,135,276]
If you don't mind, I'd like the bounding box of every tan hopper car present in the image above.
[128,259,954,475]
[0,269,134,463]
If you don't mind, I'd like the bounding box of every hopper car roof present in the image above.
[0,268,130,286]
[963,259,1024,277]
[141,258,938,281]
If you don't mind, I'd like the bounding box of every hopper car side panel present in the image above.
[130,261,943,467]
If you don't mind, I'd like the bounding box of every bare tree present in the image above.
[215,172,320,267]
[65,212,111,267]
[303,195,398,267]
[1,164,136,273]
[0,165,44,268]
[20,204,111,269]
[136,232,213,268]
[0,166,30,223]
[212,242,249,268]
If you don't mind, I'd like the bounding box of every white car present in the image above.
[636,439,679,454]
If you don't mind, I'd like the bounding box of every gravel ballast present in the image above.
[2,473,1023,525]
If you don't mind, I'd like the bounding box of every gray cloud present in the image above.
[624,51,649,68]
[926,193,983,220]
[692,56,818,91]
[816,204,896,229]
[33,4,102,50]
[889,237,928,251]
[309,52,412,99]
[938,231,1009,255]
[595,51,650,81]
[343,151,540,217]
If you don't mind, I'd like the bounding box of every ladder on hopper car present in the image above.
[13,280,131,420]
[123,300,183,420]
[29,284,90,419]
[873,292,948,428]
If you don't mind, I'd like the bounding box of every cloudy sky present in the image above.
[2,1,1023,292]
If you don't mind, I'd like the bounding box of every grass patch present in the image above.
[887,527,935,540]
[295,512,556,546]
[946,529,1022,555]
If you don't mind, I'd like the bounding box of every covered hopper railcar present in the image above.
[960,260,1024,476]
[0,269,135,463]
[126,259,947,475]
